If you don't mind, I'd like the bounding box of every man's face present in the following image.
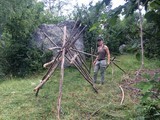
[98,40,103,46]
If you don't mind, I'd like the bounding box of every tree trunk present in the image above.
[138,0,144,69]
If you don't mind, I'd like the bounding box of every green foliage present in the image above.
[135,74,160,119]
[0,0,55,77]
[71,0,160,59]
[0,54,159,119]
[73,2,112,54]
[143,0,160,59]
[72,1,142,55]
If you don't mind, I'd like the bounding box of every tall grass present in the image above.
[0,54,159,120]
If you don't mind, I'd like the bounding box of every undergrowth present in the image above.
[0,54,160,119]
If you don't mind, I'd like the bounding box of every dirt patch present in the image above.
[121,69,160,99]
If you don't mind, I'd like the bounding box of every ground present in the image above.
[0,54,160,120]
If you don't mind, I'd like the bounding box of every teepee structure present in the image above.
[34,20,98,119]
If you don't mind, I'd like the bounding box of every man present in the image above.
[93,38,110,85]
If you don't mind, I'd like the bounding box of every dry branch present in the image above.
[34,52,62,96]
[89,106,104,119]
[34,60,60,95]
[112,61,126,74]
[71,47,90,73]
[42,31,58,47]
[119,85,124,105]
[70,48,97,57]
[57,26,66,120]
[48,47,61,50]
[43,58,57,68]
[66,51,98,93]
[64,25,87,50]
[70,54,79,64]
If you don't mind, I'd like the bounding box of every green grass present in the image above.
[0,54,160,120]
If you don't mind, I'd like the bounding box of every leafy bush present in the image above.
[135,74,160,119]
[0,0,54,77]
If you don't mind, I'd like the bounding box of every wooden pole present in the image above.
[66,55,98,93]
[42,31,58,47]
[57,26,66,120]
[89,47,94,73]
[34,60,60,96]
[43,57,57,68]
[64,25,87,50]
[111,62,114,81]
[64,24,90,73]
[66,51,98,93]
[70,48,96,57]
[71,47,91,73]
[112,61,126,74]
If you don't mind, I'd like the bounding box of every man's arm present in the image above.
[105,45,110,64]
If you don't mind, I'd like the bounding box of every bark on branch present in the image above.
[57,26,66,120]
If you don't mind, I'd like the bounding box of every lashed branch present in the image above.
[70,54,79,64]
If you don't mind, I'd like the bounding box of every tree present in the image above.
[72,1,113,54]
[42,0,69,17]
[0,0,53,76]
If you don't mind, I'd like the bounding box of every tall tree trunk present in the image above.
[138,0,144,69]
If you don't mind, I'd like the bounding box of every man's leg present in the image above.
[100,60,106,84]
[93,62,100,83]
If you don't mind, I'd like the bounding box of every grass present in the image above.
[0,54,160,120]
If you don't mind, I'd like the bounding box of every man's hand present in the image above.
[93,56,98,65]
[93,60,97,65]
[59,56,62,61]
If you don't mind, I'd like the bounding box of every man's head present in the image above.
[97,37,103,46]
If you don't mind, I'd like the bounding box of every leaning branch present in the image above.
[57,26,66,120]
[42,31,58,47]
[70,48,97,57]
[70,54,79,64]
